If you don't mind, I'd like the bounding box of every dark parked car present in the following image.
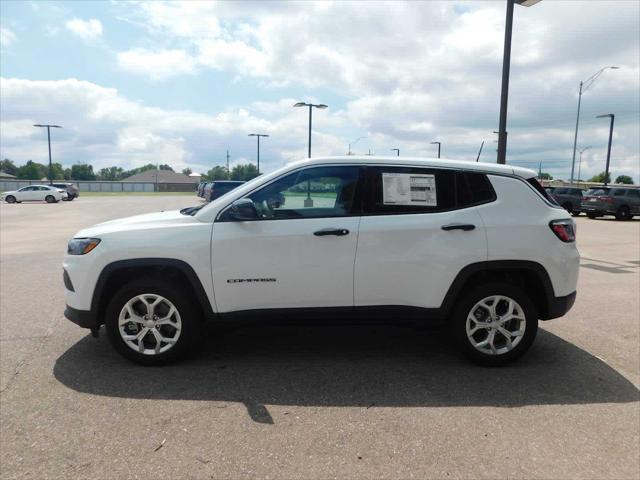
[581,186,640,220]
[205,181,245,202]
[51,182,80,200]
[196,181,207,198]
[545,186,584,216]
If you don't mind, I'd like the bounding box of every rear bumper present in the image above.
[541,291,576,320]
[64,305,99,329]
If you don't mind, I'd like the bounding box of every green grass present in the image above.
[79,191,195,196]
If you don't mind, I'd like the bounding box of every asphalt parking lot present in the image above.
[0,196,638,479]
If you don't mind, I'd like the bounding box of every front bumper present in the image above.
[541,291,577,320]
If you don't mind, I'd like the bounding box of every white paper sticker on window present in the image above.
[382,173,437,206]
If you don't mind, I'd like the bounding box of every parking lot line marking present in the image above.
[580,263,634,274]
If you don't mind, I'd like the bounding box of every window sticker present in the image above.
[382,173,437,206]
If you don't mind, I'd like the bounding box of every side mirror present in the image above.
[229,198,258,221]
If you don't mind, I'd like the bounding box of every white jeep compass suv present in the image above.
[63,157,579,366]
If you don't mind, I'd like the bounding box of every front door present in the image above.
[212,165,363,313]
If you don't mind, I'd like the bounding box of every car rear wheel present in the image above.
[105,277,202,365]
[586,212,598,219]
[450,283,538,366]
[45,195,56,203]
[571,211,581,217]
[5,195,16,204]
[615,206,631,221]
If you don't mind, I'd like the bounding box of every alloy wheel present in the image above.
[465,295,526,355]
[118,293,182,355]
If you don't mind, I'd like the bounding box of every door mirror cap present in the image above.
[229,198,258,221]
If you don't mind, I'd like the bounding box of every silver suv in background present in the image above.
[581,186,640,220]
[51,183,80,201]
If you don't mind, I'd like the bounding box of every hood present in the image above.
[74,209,201,237]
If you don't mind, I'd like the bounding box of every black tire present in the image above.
[571,211,581,217]
[5,195,16,204]
[615,206,631,221]
[450,283,538,367]
[586,212,598,219]
[562,202,573,214]
[105,277,203,365]
[45,195,56,203]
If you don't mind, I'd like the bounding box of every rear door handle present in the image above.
[314,228,350,236]
[441,223,476,231]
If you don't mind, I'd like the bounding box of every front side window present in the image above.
[238,166,361,220]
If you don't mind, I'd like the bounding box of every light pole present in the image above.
[391,148,400,156]
[430,141,441,158]
[569,67,619,184]
[596,114,615,186]
[348,136,366,155]
[293,102,328,158]
[496,0,541,165]
[33,124,62,184]
[248,134,268,174]
[577,146,590,184]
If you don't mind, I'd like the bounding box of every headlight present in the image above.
[67,238,101,255]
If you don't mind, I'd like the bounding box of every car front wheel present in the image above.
[105,278,202,365]
[5,195,16,203]
[451,283,538,366]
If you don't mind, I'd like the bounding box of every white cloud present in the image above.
[0,78,351,174]
[117,49,197,79]
[0,26,17,46]
[65,17,103,42]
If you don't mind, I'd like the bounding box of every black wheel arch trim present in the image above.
[88,258,214,327]
[439,260,564,320]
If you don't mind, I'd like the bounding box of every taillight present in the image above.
[600,196,614,204]
[549,219,575,243]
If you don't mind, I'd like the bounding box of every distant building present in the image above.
[0,171,16,179]
[122,170,198,192]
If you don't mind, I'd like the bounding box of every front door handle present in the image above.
[314,228,350,236]
[441,223,476,231]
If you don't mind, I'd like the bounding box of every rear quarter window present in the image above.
[527,178,557,204]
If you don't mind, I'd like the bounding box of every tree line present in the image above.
[0,159,261,182]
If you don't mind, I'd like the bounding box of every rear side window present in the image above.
[527,178,557,204]
[613,189,627,197]
[364,168,495,215]
[457,171,496,206]
[628,190,640,198]
[588,188,610,196]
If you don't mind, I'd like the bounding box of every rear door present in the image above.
[211,165,364,313]
[354,167,489,309]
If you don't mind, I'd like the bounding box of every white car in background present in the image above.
[2,185,66,203]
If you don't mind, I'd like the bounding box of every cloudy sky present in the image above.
[1,0,638,180]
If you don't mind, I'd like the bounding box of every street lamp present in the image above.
[248,134,269,174]
[348,136,367,155]
[596,114,615,186]
[496,0,542,165]
[569,66,619,183]
[577,146,591,184]
[33,124,62,184]
[430,141,441,158]
[391,148,400,156]
[293,102,328,158]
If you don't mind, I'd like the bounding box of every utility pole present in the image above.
[391,148,400,156]
[496,0,542,164]
[226,150,230,177]
[293,102,328,158]
[430,141,441,158]
[596,114,615,186]
[248,134,269,174]
[33,124,62,184]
